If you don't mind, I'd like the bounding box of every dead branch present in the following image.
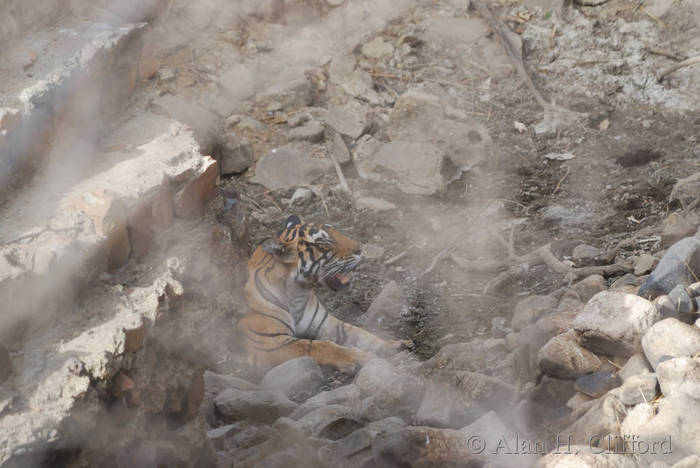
[385,244,417,266]
[329,153,351,194]
[552,166,571,195]
[645,46,685,61]
[658,55,700,82]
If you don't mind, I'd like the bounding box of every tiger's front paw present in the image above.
[336,348,373,374]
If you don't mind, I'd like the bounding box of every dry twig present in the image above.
[658,55,700,82]
[385,244,417,266]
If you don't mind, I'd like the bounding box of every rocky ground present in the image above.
[1,0,700,466]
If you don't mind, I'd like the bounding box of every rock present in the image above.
[325,100,369,142]
[415,381,484,428]
[638,237,700,299]
[673,455,700,468]
[654,294,680,320]
[174,156,219,219]
[237,115,267,131]
[354,358,401,397]
[462,410,538,466]
[423,338,510,378]
[563,394,625,446]
[518,377,576,431]
[667,285,697,319]
[572,275,607,303]
[573,244,602,261]
[287,112,311,128]
[0,345,11,384]
[573,291,660,357]
[641,318,700,369]
[219,64,256,102]
[290,187,314,206]
[656,356,700,398]
[662,214,698,247]
[575,371,622,398]
[0,108,20,132]
[150,95,219,152]
[360,372,426,422]
[619,353,653,381]
[354,140,447,195]
[325,126,351,164]
[616,373,658,405]
[361,37,394,59]
[157,67,175,82]
[252,145,333,189]
[387,91,493,171]
[636,394,700,464]
[511,295,558,331]
[362,243,385,260]
[634,254,659,276]
[318,417,406,466]
[364,281,404,325]
[491,317,510,338]
[355,197,396,212]
[371,426,484,467]
[295,404,362,439]
[670,172,700,209]
[290,384,361,420]
[567,391,596,412]
[537,330,601,379]
[288,121,324,142]
[259,357,324,402]
[538,445,637,467]
[326,0,345,7]
[218,133,253,175]
[620,402,654,436]
[214,388,297,423]
[207,424,236,441]
[257,77,313,109]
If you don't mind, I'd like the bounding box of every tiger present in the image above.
[237,215,409,372]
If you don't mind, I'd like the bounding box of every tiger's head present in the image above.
[261,215,363,291]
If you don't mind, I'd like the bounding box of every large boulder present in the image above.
[641,318,700,369]
[573,291,660,357]
[318,417,407,467]
[562,394,625,446]
[656,356,700,398]
[213,388,297,423]
[537,330,601,379]
[354,140,449,195]
[615,373,658,406]
[251,145,333,189]
[637,237,700,299]
[363,281,405,326]
[371,426,484,467]
[290,384,361,420]
[259,357,324,402]
[511,295,558,332]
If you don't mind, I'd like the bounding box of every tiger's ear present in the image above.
[261,238,297,263]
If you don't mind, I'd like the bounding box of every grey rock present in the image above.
[370,426,485,467]
[575,371,622,398]
[287,111,311,128]
[563,394,625,446]
[361,37,395,59]
[355,197,396,212]
[259,357,324,402]
[415,381,484,429]
[520,376,576,429]
[638,237,700,299]
[207,424,236,440]
[0,346,10,384]
[252,145,333,189]
[573,291,660,357]
[218,133,253,175]
[641,318,700,369]
[326,100,369,142]
[214,388,297,423]
[361,373,426,422]
[387,91,493,172]
[620,402,654,436]
[656,356,700,398]
[157,67,175,82]
[539,445,637,468]
[616,373,658,405]
[290,384,361,420]
[355,140,447,195]
[654,294,680,320]
[619,353,653,381]
[290,187,314,206]
[364,281,404,326]
[661,213,698,247]
[491,316,510,338]
[288,121,324,142]
[318,417,405,465]
[636,394,700,465]
[354,358,401,398]
[325,125,351,164]
[635,254,659,276]
[511,295,558,332]
[237,115,266,131]
[672,455,700,468]
[667,285,697,319]
[461,411,537,467]
[537,330,601,379]
[296,404,362,439]
[573,244,602,261]
[150,94,218,151]
[201,371,257,424]
[670,172,700,209]
[257,77,313,110]
[572,274,607,303]
[423,338,511,378]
